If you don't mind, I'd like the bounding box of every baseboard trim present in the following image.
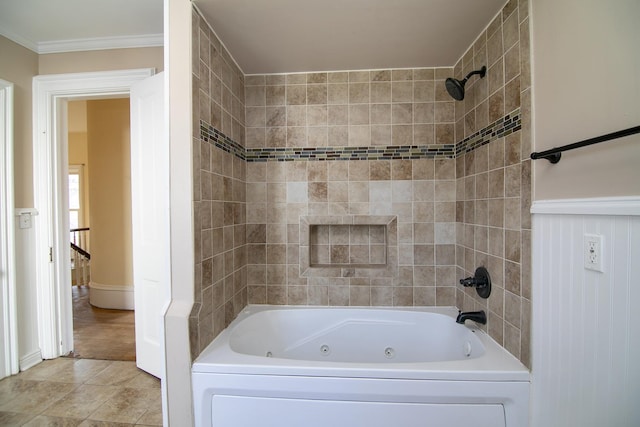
[19,350,42,371]
[89,282,134,310]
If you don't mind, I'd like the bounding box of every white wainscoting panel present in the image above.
[532,199,640,427]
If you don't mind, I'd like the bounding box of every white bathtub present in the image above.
[192,305,530,427]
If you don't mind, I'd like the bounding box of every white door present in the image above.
[130,72,170,378]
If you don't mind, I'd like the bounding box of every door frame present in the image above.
[32,69,154,359]
[0,79,18,379]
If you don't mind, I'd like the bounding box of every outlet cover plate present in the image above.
[584,233,604,273]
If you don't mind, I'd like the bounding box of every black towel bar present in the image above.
[530,125,640,164]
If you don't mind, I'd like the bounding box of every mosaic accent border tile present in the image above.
[200,108,521,162]
[455,109,522,156]
[245,145,455,162]
[200,122,246,160]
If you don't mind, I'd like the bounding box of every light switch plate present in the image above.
[19,212,32,229]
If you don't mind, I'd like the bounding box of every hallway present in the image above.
[70,286,135,361]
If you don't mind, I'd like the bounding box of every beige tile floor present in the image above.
[0,358,162,426]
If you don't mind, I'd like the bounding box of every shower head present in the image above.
[445,78,466,101]
[445,66,487,101]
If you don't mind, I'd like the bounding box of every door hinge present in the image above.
[49,247,53,262]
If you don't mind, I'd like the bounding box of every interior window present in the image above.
[69,172,80,229]
[68,165,84,243]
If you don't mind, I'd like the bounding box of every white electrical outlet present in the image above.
[584,234,604,273]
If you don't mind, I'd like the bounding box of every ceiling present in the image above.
[0,0,506,74]
[194,0,506,74]
[0,0,163,53]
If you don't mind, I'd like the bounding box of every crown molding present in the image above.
[0,27,163,54]
[37,33,163,54]
[0,27,39,52]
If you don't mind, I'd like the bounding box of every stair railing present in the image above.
[70,227,90,286]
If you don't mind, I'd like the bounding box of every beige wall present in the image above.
[0,38,163,210]
[68,101,91,230]
[39,47,164,75]
[532,0,640,199]
[68,100,87,133]
[0,36,38,207]
[86,98,133,287]
[0,35,40,363]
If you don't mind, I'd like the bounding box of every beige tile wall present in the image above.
[453,0,531,367]
[246,156,458,307]
[245,68,460,308]
[191,0,532,368]
[309,224,387,266]
[191,8,248,358]
[300,215,398,279]
[245,68,455,149]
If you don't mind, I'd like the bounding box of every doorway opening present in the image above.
[32,67,169,425]
[32,69,169,377]
[66,98,136,361]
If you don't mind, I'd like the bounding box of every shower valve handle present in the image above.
[460,277,484,287]
[459,267,492,299]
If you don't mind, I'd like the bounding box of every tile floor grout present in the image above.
[0,358,162,426]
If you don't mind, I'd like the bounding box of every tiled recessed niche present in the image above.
[309,224,387,267]
[300,216,397,278]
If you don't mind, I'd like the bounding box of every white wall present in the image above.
[164,0,195,424]
[13,226,40,369]
[531,199,640,426]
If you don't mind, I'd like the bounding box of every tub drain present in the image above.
[320,344,331,356]
[384,347,395,359]
[265,351,273,357]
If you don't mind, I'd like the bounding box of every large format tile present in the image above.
[135,406,163,426]
[84,362,140,386]
[0,288,161,426]
[16,359,76,382]
[0,380,74,413]
[0,377,37,405]
[49,359,113,384]
[0,411,35,426]
[22,415,84,426]
[122,371,161,389]
[87,387,160,424]
[42,384,122,420]
[77,421,135,427]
